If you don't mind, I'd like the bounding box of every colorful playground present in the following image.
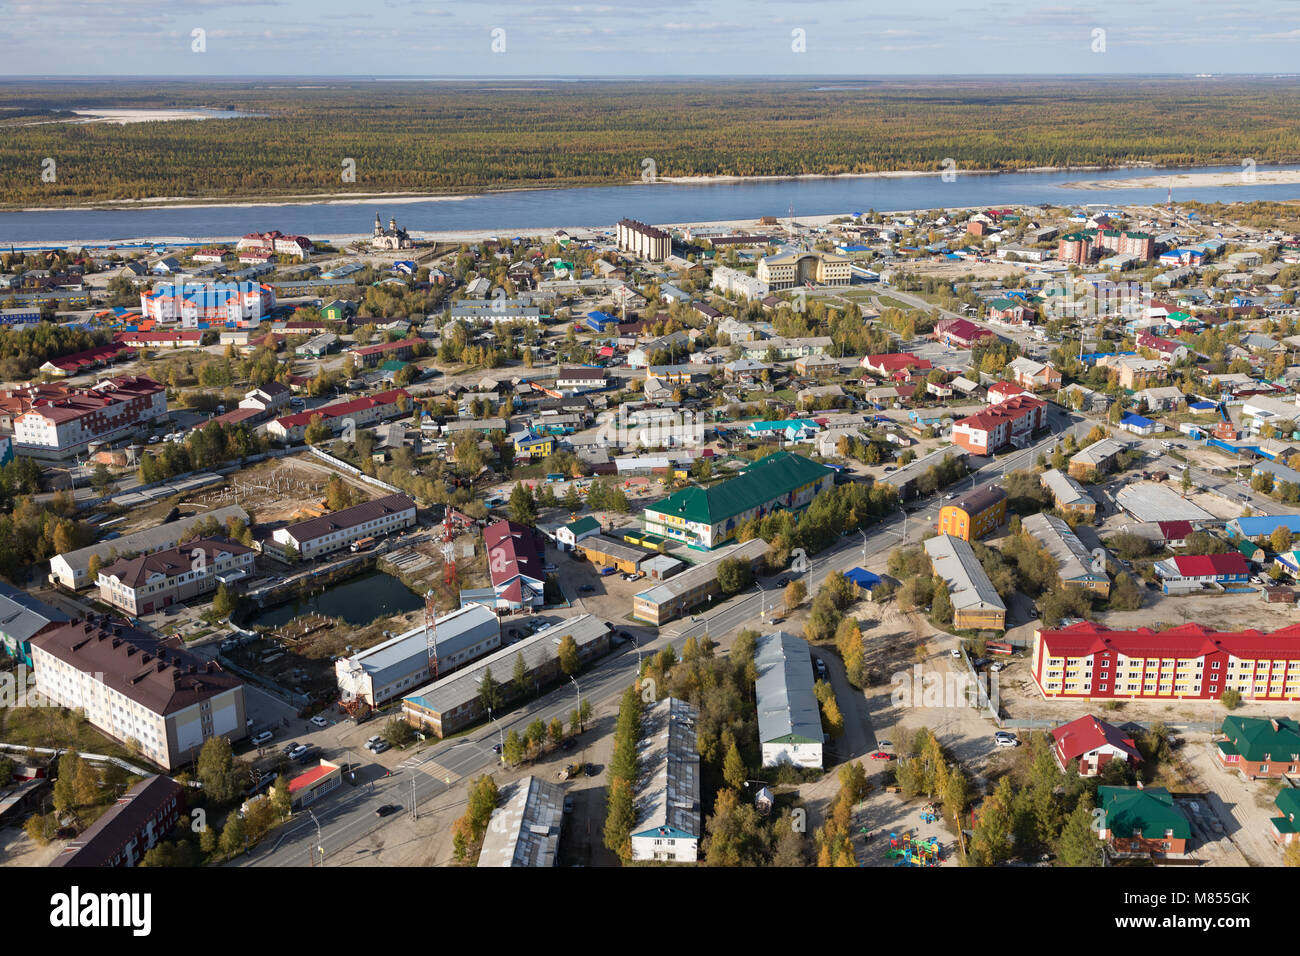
[853,794,958,868]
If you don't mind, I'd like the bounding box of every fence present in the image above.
[306,445,403,496]
[0,742,152,777]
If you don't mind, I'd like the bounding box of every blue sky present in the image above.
[3,0,1300,75]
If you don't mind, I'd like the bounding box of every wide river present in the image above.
[4,162,1300,245]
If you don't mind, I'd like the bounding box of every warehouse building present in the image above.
[630,697,701,863]
[334,603,500,708]
[401,615,610,737]
[755,631,824,770]
[1114,483,1213,524]
[49,505,249,590]
[632,538,768,625]
[924,534,1006,630]
[478,776,565,867]
[577,535,654,573]
[1022,513,1110,597]
[642,451,833,550]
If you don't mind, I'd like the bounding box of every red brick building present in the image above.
[933,317,996,349]
[950,395,1047,455]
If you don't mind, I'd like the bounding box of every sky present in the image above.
[2,0,1300,76]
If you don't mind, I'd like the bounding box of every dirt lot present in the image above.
[188,456,373,527]
[1177,739,1291,867]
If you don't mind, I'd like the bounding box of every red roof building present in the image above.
[933,317,996,349]
[266,389,410,442]
[351,337,422,368]
[480,519,546,611]
[951,395,1047,455]
[860,353,933,378]
[1051,715,1143,776]
[11,374,167,460]
[1033,621,1300,701]
[986,380,1033,404]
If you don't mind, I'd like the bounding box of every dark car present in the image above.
[561,738,575,751]
[777,578,789,587]
[375,804,400,818]
[579,585,595,593]
[492,743,503,755]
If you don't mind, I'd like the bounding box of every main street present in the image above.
[241,406,1093,866]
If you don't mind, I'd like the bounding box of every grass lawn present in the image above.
[876,296,914,311]
[0,706,140,764]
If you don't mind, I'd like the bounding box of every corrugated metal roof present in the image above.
[630,697,700,840]
[478,775,564,867]
[924,534,1006,614]
[754,631,823,746]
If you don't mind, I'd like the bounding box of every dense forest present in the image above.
[1,77,1300,207]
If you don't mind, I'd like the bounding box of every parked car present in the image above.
[579,585,595,593]
[869,750,894,760]
[989,662,1006,672]
[365,735,383,751]
[251,730,274,746]
[310,715,329,728]
[950,648,961,658]
[370,740,390,754]
[563,796,574,814]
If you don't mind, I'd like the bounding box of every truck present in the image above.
[350,536,377,553]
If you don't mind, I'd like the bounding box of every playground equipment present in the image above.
[886,830,943,866]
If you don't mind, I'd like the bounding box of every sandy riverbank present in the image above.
[1064,168,1300,190]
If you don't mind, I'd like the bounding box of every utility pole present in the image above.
[307,808,324,867]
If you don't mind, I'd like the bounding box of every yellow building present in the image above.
[937,484,1007,542]
[756,250,852,290]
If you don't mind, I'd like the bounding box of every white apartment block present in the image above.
[269,493,417,560]
[616,219,672,261]
[96,538,255,616]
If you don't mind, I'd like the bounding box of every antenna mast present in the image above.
[424,588,439,681]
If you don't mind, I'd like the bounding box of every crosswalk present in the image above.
[397,754,459,786]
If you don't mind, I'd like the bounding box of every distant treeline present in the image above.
[2,78,1300,206]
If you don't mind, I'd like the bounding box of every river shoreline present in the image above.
[1,161,1171,215]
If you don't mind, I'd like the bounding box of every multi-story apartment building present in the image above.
[139,281,276,325]
[1032,621,1300,702]
[756,249,851,289]
[31,618,247,770]
[270,493,416,560]
[615,219,671,261]
[49,775,184,868]
[937,484,1007,542]
[951,395,1048,455]
[96,538,255,615]
[12,375,167,460]
[350,337,421,368]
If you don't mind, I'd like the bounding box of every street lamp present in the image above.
[487,706,505,761]
[569,676,580,716]
[306,808,324,867]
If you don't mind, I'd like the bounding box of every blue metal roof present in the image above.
[844,568,882,589]
[1121,413,1154,428]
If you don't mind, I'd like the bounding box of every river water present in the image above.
[4,162,1300,245]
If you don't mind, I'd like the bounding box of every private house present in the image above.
[937,484,1007,542]
[1095,786,1190,857]
[1051,715,1142,777]
[861,353,933,379]
[554,515,601,551]
[1216,715,1300,780]
[933,317,995,349]
[1005,357,1061,392]
[1270,789,1300,846]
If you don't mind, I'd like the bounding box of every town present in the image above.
[3,196,1300,873]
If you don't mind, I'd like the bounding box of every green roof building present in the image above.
[642,451,834,550]
[1097,786,1191,853]
[1216,716,1300,778]
[1270,788,1300,844]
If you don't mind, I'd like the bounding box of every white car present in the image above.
[365,735,383,751]
[250,730,274,746]
[994,733,1019,748]
[950,648,961,658]
[310,715,329,728]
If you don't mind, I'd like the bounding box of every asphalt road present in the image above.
[240,408,1091,866]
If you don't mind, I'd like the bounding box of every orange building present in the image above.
[937,484,1007,542]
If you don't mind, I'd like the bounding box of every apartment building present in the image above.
[923,534,1006,630]
[235,230,314,258]
[31,618,247,770]
[12,375,167,460]
[951,395,1047,455]
[1022,512,1110,597]
[642,451,833,549]
[48,775,184,868]
[96,538,255,615]
[755,631,824,770]
[350,337,421,368]
[1032,621,1300,702]
[1039,468,1097,518]
[139,281,275,324]
[1215,715,1300,780]
[478,776,565,867]
[710,265,770,299]
[616,219,671,261]
[270,493,417,560]
[629,697,701,863]
[937,484,1007,542]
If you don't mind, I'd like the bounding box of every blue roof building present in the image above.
[585,311,620,332]
[1227,514,1300,541]
[1120,413,1157,435]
